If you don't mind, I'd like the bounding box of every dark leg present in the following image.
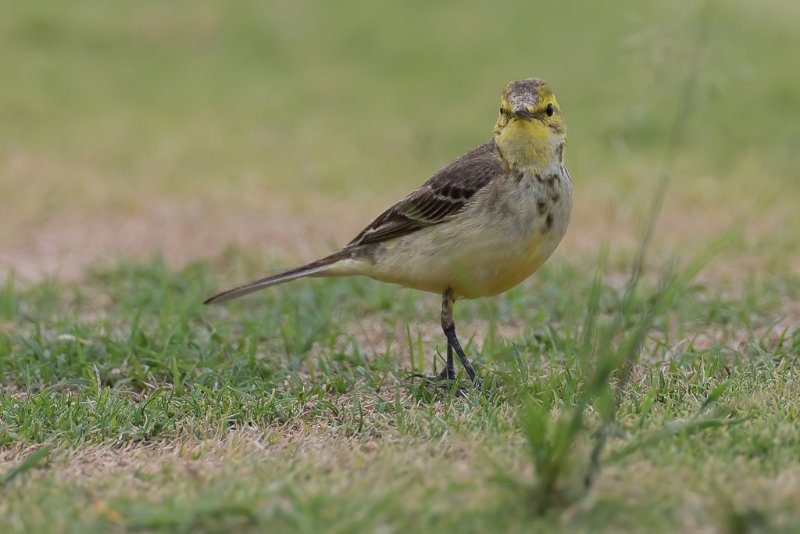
[436,342,457,380]
[440,288,480,386]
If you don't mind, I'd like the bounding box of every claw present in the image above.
[410,372,473,396]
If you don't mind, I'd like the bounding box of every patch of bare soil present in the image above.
[1,200,364,283]
[1,193,797,283]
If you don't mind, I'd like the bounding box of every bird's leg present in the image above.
[440,288,480,386]
[436,342,457,381]
[410,289,480,391]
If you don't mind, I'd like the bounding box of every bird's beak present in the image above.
[513,107,535,120]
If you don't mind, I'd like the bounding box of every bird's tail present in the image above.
[203,250,351,305]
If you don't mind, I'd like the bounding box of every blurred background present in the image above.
[1,0,798,281]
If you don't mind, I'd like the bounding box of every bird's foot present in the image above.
[410,368,478,396]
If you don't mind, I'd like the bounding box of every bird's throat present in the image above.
[495,119,563,172]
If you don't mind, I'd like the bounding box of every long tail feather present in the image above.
[204,251,347,305]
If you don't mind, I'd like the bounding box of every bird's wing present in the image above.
[347,141,505,247]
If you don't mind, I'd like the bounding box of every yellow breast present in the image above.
[462,232,547,297]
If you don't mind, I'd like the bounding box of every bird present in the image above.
[205,78,573,389]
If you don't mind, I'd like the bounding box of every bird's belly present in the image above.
[452,222,567,297]
[466,233,554,296]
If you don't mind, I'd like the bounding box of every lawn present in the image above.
[1,0,799,532]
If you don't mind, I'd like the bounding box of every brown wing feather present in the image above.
[348,141,505,247]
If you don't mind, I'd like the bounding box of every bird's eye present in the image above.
[499,107,506,115]
[545,103,554,117]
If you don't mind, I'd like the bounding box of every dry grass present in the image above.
[4,417,800,532]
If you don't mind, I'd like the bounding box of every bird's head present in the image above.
[494,78,566,170]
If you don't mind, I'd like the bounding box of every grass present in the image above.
[2,0,800,531]
[1,256,799,532]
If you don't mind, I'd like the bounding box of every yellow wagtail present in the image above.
[205,78,572,388]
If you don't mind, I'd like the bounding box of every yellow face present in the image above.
[493,78,566,168]
[495,79,565,136]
